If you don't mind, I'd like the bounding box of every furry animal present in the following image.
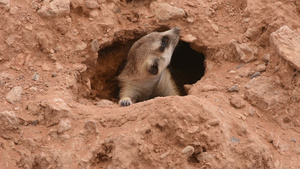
[118,28,180,106]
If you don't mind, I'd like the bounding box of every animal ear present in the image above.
[148,59,159,75]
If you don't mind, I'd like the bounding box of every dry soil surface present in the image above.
[1,0,300,168]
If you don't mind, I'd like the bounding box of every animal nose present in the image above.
[173,27,180,34]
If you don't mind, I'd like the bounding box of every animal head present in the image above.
[126,28,180,79]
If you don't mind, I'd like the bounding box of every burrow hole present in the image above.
[90,30,206,103]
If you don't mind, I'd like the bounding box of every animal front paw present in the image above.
[119,99,132,107]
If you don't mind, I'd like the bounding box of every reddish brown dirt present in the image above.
[1,0,300,168]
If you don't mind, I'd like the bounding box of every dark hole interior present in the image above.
[90,39,205,102]
[169,40,206,95]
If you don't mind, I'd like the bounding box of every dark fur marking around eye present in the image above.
[160,36,169,52]
[148,59,159,75]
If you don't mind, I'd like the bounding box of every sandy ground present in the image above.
[0,0,300,168]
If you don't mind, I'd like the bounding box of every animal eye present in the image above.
[160,36,169,52]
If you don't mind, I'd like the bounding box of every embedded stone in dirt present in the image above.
[6,86,22,104]
[150,2,186,21]
[0,0,9,5]
[0,111,19,139]
[230,40,258,63]
[270,25,300,71]
[244,76,288,111]
[38,0,70,17]
[40,98,71,127]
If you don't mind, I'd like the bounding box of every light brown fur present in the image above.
[118,28,180,106]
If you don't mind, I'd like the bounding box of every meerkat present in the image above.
[118,28,180,106]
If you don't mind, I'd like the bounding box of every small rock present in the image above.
[82,120,99,135]
[75,41,87,51]
[6,86,22,104]
[230,95,246,109]
[0,0,9,5]
[229,70,236,74]
[160,150,171,159]
[201,85,218,92]
[90,39,99,52]
[57,119,71,134]
[250,72,261,79]
[0,111,19,139]
[9,53,27,70]
[150,2,186,21]
[208,119,220,126]
[32,72,40,81]
[181,146,194,157]
[9,6,18,14]
[255,64,266,72]
[228,85,239,92]
[211,24,219,32]
[186,17,194,23]
[5,35,15,45]
[270,25,300,71]
[230,39,258,63]
[73,63,87,73]
[244,76,288,111]
[291,138,296,142]
[294,147,300,155]
[52,73,57,77]
[48,129,58,139]
[38,0,70,17]
[236,65,244,69]
[245,27,260,40]
[181,34,197,43]
[41,63,51,71]
[262,54,270,63]
[230,136,240,143]
[197,152,213,162]
[84,1,99,9]
[29,87,38,92]
[40,98,71,127]
[244,18,250,22]
[247,107,256,117]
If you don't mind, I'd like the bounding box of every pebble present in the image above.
[90,39,99,52]
[181,146,194,157]
[41,63,51,71]
[32,72,40,81]
[294,147,300,155]
[84,1,99,9]
[230,95,246,109]
[29,87,38,92]
[255,64,267,72]
[150,2,186,21]
[208,119,220,126]
[211,24,219,32]
[75,41,87,51]
[250,72,261,79]
[262,54,270,62]
[236,65,244,69]
[230,136,240,143]
[0,0,9,5]
[0,111,18,137]
[228,85,239,92]
[57,119,72,134]
[160,150,171,159]
[291,138,296,142]
[181,34,197,43]
[6,86,22,104]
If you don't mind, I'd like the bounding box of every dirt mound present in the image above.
[0,0,300,168]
